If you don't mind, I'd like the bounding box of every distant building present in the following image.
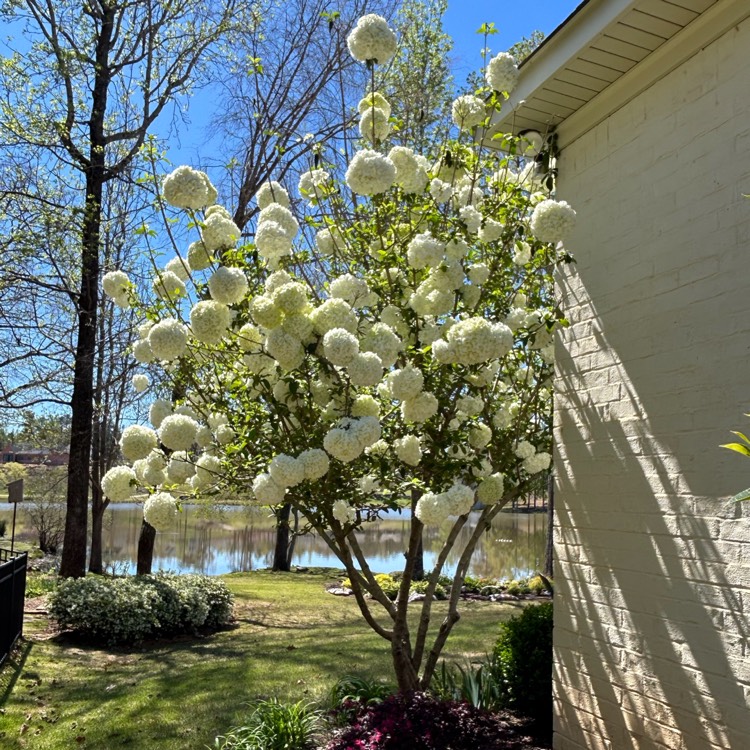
[1,444,69,466]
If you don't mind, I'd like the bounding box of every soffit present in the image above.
[485,0,743,147]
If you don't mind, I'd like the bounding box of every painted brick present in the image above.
[551,9,750,750]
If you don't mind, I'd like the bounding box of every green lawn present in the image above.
[0,570,524,749]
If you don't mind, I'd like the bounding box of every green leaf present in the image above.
[731,487,750,502]
[730,431,750,445]
[720,443,750,457]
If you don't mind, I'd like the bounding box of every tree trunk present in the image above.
[59,4,114,578]
[412,531,424,581]
[137,521,156,575]
[272,503,292,571]
[89,489,107,574]
[59,185,101,578]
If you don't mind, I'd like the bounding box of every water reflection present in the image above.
[1,503,547,579]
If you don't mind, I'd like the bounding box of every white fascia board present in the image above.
[558,0,750,147]
[491,0,637,130]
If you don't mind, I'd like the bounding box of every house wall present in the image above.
[553,14,750,750]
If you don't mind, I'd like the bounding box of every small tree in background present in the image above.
[101,14,576,691]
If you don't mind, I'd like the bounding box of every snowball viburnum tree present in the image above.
[102,15,576,691]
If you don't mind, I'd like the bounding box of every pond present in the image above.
[1,502,548,580]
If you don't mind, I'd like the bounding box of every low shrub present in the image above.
[490,602,553,724]
[408,579,447,600]
[462,575,498,594]
[48,573,233,644]
[325,691,520,750]
[213,698,321,750]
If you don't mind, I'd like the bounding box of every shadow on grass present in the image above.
[0,639,33,707]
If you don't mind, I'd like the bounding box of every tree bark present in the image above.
[89,490,106,574]
[137,521,156,575]
[59,2,114,578]
[272,502,292,571]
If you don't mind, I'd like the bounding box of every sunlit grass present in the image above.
[0,570,523,749]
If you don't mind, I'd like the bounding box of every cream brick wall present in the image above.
[553,14,750,750]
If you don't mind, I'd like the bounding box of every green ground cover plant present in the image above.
[0,570,516,749]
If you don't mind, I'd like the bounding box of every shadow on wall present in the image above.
[553,262,750,750]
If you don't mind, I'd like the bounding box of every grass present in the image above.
[0,569,525,750]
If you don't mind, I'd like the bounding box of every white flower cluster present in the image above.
[324,416,381,463]
[330,274,376,308]
[165,255,190,281]
[388,365,424,401]
[523,451,552,475]
[255,180,290,209]
[158,414,198,451]
[347,14,397,64]
[332,499,357,524]
[345,150,396,196]
[323,327,359,366]
[407,233,444,270]
[388,146,428,194]
[148,318,189,361]
[195,453,222,489]
[360,323,401,368]
[360,105,390,143]
[395,434,421,466]
[120,425,158,462]
[477,473,505,505]
[102,270,131,308]
[149,399,172,429]
[451,95,486,130]
[310,298,358,335]
[486,52,519,95]
[298,169,331,203]
[143,492,178,531]
[162,166,217,210]
[153,270,186,302]
[134,451,167,487]
[132,373,149,393]
[400,390,438,424]
[530,199,577,244]
[167,452,195,484]
[208,266,249,306]
[190,300,232,345]
[101,465,137,501]
[188,240,213,271]
[202,210,241,253]
[256,204,298,262]
[251,447,330,505]
[415,481,474,525]
[432,317,513,366]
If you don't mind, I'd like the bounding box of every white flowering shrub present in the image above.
[48,574,233,644]
[101,14,575,691]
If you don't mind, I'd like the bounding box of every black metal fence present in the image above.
[0,548,27,666]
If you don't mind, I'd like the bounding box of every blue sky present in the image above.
[165,1,581,165]
[444,0,580,74]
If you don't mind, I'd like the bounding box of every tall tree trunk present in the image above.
[59,182,102,578]
[59,3,114,578]
[137,521,156,575]
[272,502,292,571]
